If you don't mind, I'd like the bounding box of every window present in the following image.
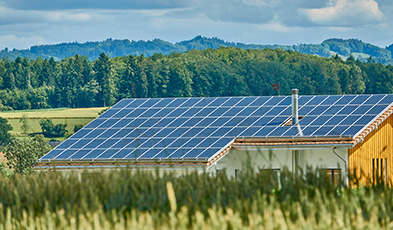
[372,158,387,185]
[322,169,341,185]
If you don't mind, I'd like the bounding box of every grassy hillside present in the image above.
[0,107,106,139]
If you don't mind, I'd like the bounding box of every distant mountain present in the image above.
[386,43,393,55]
[1,36,392,64]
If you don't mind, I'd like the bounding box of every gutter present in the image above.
[332,146,347,164]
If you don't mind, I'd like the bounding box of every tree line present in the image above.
[1,47,393,111]
[2,36,392,64]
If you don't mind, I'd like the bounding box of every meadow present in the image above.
[0,107,106,139]
[0,168,392,229]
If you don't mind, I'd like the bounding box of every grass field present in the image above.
[0,107,106,139]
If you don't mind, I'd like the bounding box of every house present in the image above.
[36,90,393,186]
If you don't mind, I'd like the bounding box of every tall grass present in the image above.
[0,168,392,229]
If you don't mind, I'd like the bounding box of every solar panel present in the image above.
[40,94,393,162]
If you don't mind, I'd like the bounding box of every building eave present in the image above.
[34,159,207,168]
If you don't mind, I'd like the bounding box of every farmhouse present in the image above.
[36,90,393,186]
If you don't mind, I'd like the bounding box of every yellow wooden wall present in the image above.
[348,115,393,186]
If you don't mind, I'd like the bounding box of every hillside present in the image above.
[1,36,392,64]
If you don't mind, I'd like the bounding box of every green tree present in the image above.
[39,119,68,137]
[78,79,99,107]
[94,53,117,106]
[0,116,13,144]
[4,134,51,175]
[19,113,30,137]
[166,60,193,97]
[58,58,80,107]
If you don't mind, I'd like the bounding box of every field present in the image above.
[0,168,392,229]
[0,107,106,139]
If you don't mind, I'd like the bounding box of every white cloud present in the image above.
[257,16,295,32]
[299,0,383,26]
[0,34,45,50]
[237,0,267,8]
[0,0,392,51]
[150,17,167,30]
[0,5,91,24]
[47,12,90,22]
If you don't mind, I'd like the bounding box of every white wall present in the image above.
[207,146,348,180]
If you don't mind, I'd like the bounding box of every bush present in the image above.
[74,124,84,133]
[39,119,68,137]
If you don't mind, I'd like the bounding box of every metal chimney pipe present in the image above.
[292,89,298,125]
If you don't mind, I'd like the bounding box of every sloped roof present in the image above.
[37,94,393,167]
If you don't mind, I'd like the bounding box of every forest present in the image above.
[1,47,393,111]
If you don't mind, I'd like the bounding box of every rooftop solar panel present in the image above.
[40,94,393,163]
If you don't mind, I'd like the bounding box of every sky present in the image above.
[0,0,392,50]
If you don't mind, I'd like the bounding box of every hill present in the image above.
[1,36,392,64]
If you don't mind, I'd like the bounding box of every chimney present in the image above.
[292,89,298,125]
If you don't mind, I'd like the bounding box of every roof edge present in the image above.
[353,104,393,145]
[235,136,353,143]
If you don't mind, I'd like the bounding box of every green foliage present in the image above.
[0,169,392,228]
[94,53,118,107]
[323,38,392,59]
[98,107,109,115]
[0,116,12,144]
[0,99,13,111]
[0,162,13,178]
[73,124,83,133]
[3,134,51,175]
[39,119,68,137]
[19,113,30,137]
[1,45,393,112]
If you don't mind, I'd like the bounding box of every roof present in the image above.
[37,94,393,167]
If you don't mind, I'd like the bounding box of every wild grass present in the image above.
[0,107,106,139]
[0,107,106,118]
[0,168,392,229]
[6,118,94,137]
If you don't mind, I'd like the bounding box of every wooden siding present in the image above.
[348,115,393,186]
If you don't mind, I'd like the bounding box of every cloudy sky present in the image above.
[0,0,392,50]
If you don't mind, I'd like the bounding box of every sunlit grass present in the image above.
[0,107,106,140]
[0,168,392,229]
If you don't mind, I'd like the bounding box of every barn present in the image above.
[36,90,393,186]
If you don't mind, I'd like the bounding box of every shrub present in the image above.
[39,119,68,137]
[74,124,84,133]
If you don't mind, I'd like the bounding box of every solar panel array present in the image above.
[40,94,393,162]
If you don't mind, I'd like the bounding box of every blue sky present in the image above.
[0,0,392,50]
